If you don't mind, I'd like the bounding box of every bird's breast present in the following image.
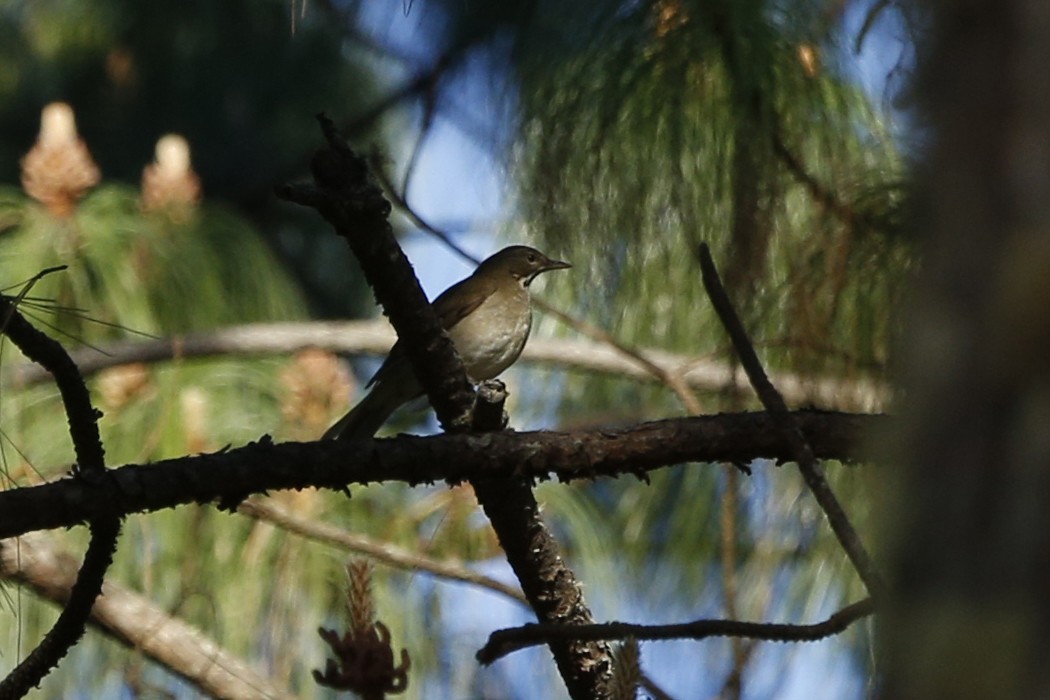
[448,287,532,381]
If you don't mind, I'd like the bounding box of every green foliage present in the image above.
[0,176,327,693]
[490,0,903,685]
[512,1,909,371]
[0,0,913,696]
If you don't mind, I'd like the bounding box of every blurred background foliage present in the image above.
[0,0,915,697]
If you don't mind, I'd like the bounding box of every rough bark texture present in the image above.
[282,119,616,696]
[278,117,476,433]
[0,410,879,539]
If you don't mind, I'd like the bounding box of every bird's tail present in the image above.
[321,386,405,440]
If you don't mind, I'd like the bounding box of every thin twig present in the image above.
[238,498,528,606]
[477,598,875,664]
[696,243,886,601]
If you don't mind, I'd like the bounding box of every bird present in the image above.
[323,245,571,440]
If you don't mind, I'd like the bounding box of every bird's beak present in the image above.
[544,258,572,271]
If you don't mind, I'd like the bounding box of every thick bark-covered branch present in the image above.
[279,116,612,698]
[0,411,880,540]
[277,114,476,433]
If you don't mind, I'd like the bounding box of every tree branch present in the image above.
[477,598,875,664]
[277,114,476,433]
[697,243,887,601]
[280,115,613,698]
[0,411,881,541]
[3,321,888,411]
[0,533,296,700]
[0,296,105,475]
[237,498,528,606]
[0,295,122,699]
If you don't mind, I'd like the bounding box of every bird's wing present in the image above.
[364,275,494,389]
[433,276,495,329]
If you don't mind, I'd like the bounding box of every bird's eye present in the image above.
[527,253,536,263]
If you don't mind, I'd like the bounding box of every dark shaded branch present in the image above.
[477,598,875,664]
[697,244,887,601]
[0,518,121,700]
[0,411,882,541]
[470,382,612,693]
[0,296,121,699]
[278,115,476,432]
[0,296,105,475]
[280,116,612,698]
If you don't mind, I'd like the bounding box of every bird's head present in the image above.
[479,245,571,286]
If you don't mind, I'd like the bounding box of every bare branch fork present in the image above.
[0,295,121,699]
[278,114,614,699]
[697,242,887,601]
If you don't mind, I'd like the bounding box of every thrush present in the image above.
[323,245,571,440]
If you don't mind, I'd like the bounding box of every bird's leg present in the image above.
[472,380,509,431]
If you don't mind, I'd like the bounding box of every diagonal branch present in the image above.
[697,243,886,601]
[278,114,476,433]
[279,116,612,698]
[238,498,527,605]
[0,533,294,700]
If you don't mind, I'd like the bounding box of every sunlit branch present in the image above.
[0,532,295,700]
[4,321,888,411]
[238,498,528,606]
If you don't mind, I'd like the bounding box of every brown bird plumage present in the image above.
[323,246,571,440]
